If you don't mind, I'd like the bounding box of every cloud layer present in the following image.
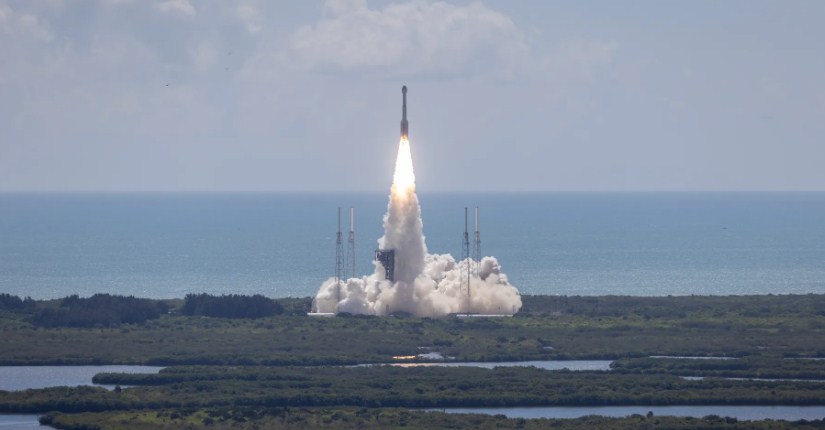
[1,0,823,192]
[291,0,529,78]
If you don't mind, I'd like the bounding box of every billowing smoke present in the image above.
[312,138,521,317]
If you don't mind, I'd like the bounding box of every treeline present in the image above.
[2,294,825,366]
[181,294,283,319]
[519,294,825,319]
[1,293,311,327]
[612,356,825,380]
[0,293,35,310]
[7,366,825,414]
[29,294,167,328]
[7,293,824,321]
[3,301,825,365]
[40,408,825,430]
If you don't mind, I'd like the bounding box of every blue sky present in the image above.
[1,0,823,191]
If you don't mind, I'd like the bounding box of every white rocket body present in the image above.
[400,86,409,139]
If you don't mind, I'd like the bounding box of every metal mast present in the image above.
[462,207,471,313]
[335,207,344,309]
[474,206,481,276]
[348,207,356,278]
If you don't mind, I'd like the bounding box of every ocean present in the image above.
[0,192,823,299]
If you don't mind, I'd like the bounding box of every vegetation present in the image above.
[0,293,35,310]
[2,293,825,429]
[518,294,825,320]
[5,366,825,414]
[613,356,825,380]
[0,294,824,365]
[180,294,283,319]
[39,408,825,430]
[29,294,167,328]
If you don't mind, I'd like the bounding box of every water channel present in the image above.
[4,364,825,426]
[0,415,45,429]
[0,366,163,391]
[433,405,825,421]
[363,360,613,370]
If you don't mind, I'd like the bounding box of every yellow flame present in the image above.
[391,137,416,198]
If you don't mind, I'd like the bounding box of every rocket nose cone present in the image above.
[402,85,407,94]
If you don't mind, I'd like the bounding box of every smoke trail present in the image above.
[312,138,521,317]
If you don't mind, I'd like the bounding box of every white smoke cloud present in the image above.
[313,254,522,317]
[312,138,521,317]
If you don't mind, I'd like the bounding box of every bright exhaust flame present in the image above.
[391,137,415,198]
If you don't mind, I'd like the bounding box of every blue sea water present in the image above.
[0,192,823,299]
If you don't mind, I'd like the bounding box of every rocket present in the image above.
[400,85,409,139]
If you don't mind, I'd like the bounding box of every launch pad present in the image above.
[309,85,522,317]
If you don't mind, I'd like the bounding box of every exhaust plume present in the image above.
[312,136,521,317]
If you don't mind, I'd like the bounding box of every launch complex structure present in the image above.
[331,204,483,315]
[316,86,506,317]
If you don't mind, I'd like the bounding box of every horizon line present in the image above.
[1,189,824,194]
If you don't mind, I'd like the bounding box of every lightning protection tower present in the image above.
[474,206,481,276]
[335,207,344,307]
[462,207,471,313]
[348,207,356,279]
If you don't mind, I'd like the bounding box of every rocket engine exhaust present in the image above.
[312,86,521,317]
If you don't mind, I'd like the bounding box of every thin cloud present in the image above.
[236,2,263,34]
[156,0,195,17]
[0,4,53,43]
[290,0,530,79]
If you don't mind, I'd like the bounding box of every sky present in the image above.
[1,0,823,192]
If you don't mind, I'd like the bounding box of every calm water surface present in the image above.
[1,192,823,299]
[436,405,825,420]
[384,360,612,370]
[0,415,43,429]
[0,366,163,391]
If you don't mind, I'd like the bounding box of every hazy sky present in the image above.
[1,0,823,192]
